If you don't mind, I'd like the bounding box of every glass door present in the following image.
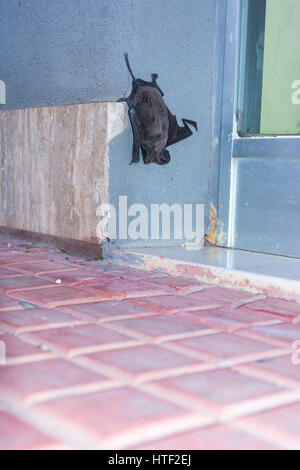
[217,0,300,257]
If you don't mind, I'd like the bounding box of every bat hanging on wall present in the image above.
[118,53,197,166]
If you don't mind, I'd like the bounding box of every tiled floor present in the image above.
[0,238,300,449]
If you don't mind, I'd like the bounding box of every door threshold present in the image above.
[109,245,300,303]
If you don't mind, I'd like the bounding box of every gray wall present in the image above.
[0,0,219,247]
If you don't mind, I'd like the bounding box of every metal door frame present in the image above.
[216,0,300,256]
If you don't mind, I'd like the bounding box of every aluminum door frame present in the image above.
[216,0,300,258]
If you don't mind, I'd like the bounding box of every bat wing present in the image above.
[166,109,198,148]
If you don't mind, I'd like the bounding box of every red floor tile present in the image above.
[247,298,300,319]
[0,275,56,294]
[82,344,208,383]
[166,332,287,365]
[130,294,222,314]
[0,334,54,365]
[80,279,167,300]
[38,268,120,285]
[175,306,281,332]
[1,238,300,449]
[6,261,78,276]
[23,324,142,357]
[136,423,278,450]
[0,308,83,335]
[0,293,28,311]
[34,387,205,449]
[149,369,289,419]
[237,354,300,389]
[237,323,300,348]
[0,358,116,405]
[105,314,216,343]
[236,401,300,449]
[187,287,255,305]
[0,254,47,266]
[9,285,109,308]
[0,267,23,279]
[61,299,158,323]
[146,276,210,294]
[104,267,159,281]
[0,411,65,450]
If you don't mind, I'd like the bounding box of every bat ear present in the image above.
[151,73,158,82]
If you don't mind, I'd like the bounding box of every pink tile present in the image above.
[136,423,278,450]
[176,306,282,332]
[6,261,78,276]
[0,275,56,293]
[247,298,300,319]
[151,369,287,418]
[238,323,300,347]
[187,287,253,305]
[237,355,300,388]
[130,294,221,314]
[35,387,202,448]
[0,411,63,450]
[0,268,23,279]
[0,358,115,404]
[80,279,167,299]
[39,269,120,285]
[0,293,25,311]
[0,254,47,266]
[0,308,83,335]
[105,267,159,281]
[83,344,206,382]
[236,402,300,449]
[168,332,286,365]
[0,334,53,365]
[146,276,209,294]
[9,285,107,308]
[106,315,215,343]
[61,299,158,323]
[23,324,140,356]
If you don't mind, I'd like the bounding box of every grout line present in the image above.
[101,320,220,344]
[230,294,267,309]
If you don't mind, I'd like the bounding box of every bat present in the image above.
[118,53,198,166]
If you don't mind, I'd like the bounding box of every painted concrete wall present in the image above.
[0,0,218,247]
